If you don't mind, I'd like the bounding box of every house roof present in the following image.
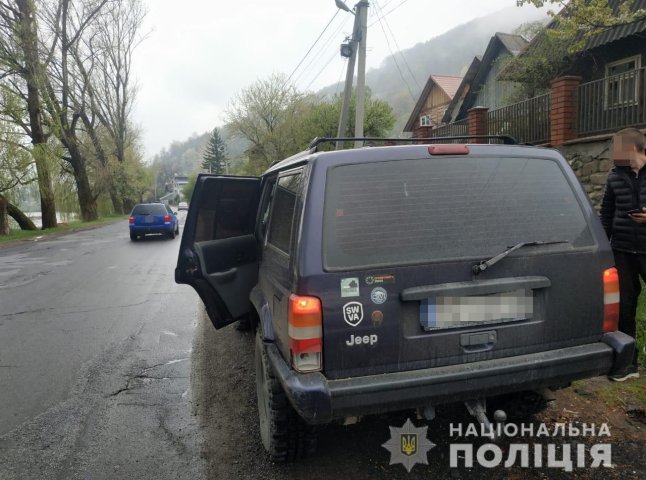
[441,56,482,124]
[403,74,463,132]
[582,0,646,51]
[496,32,529,56]
[451,32,528,121]
[431,75,463,99]
[509,0,646,62]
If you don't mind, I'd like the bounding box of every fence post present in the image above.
[550,76,581,146]
[468,107,489,142]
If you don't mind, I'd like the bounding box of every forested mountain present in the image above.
[151,127,248,188]
[153,6,547,174]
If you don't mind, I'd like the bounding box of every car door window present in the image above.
[194,180,259,242]
[267,172,303,255]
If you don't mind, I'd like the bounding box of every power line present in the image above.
[283,9,341,88]
[374,0,421,91]
[368,0,397,20]
[368,0,412,28]
[372,0,418,101]
[334,57,348,98]
[304,49,340,93]
[292,13,352,89]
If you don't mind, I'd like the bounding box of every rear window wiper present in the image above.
[472,240,569,276]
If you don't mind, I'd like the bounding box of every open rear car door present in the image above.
[175,175,261,329]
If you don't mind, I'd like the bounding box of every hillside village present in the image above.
[406,0,646,208]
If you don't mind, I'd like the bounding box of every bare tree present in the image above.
[36,0,113,221]
[0,0,58,229]
[72,0,146,213]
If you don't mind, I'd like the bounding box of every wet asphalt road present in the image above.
[0,217,204,479]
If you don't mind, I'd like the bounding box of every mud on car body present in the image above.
[175,137,635,462]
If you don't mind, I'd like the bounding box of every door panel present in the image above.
[195,235,259,320]
[175,175,261,329]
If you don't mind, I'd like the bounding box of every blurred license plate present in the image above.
[420,289,533,330]
[145,215,154,223]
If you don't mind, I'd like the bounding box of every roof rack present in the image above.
[307,135,518,152]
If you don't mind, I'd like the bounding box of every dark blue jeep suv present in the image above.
[176,137,634,462]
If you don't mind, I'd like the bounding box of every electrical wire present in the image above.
[371,0,418,101]
[334,57,348,98]
[304,49,340,93]
[291,14,352,88]
[283,9,341,88]
[368,0,412,28]
[368,0,397,21]
[373,0,421,91]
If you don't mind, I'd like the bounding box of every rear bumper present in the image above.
[265,331,634,425]
[130,224,173,234]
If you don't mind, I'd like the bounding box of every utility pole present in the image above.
[354,1,369,148]
[335,1,369,150]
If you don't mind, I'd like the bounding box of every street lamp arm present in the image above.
[335,0,354,14]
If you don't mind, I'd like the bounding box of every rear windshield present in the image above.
[131,204,168,215]
[323,156,594,270]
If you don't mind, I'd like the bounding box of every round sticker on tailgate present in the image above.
[370,287,387,305]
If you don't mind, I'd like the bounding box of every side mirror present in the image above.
[173,211,178,215]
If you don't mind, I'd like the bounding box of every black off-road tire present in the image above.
[255,331,317,462]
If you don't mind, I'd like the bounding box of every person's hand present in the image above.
[629,208,646,223]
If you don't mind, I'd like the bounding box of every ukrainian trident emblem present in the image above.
[401,433,417,456]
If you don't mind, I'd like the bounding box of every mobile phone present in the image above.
[627,208,645,215]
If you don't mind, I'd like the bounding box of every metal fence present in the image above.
[578,67,646,136]
[427,118,469,141]
[487,93,551,144]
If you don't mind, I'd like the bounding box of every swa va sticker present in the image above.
[343,301,363,327]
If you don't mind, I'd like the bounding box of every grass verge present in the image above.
[0,214,128,244]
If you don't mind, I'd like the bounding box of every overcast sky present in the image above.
[133,0,545,159]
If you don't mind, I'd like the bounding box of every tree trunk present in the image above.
[80,113,123,214]
[66,139,98,222]
[16,0,58,230]
[7,201,37,230]
[0,194,9,235]
[32,146,58,229]
[71,157,98,222]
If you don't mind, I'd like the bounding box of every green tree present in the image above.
[182,174,197,202]
[225,73,314,173]
[294,88,397,151]
[202,127,228,174]
[517,0,646,52]
[226,75,396,175]
[505,1,646,98]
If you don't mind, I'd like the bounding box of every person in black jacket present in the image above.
[600,128,646,381]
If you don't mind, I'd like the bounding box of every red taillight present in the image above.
[603,267,620,332]
[428,144,469,155]
[129,216,134,224]
[164,214,171,222]
[288,295,322,373]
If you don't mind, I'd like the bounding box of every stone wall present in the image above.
[560,138,612,209]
